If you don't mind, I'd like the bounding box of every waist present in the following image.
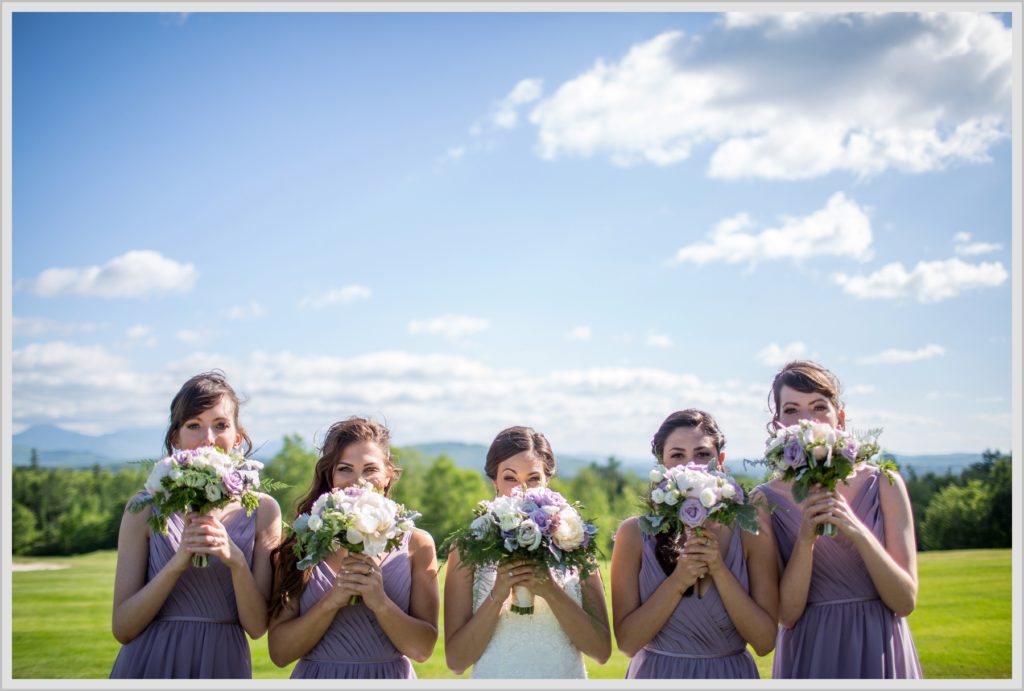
[301,655,406,665]
[806,596,881,607]
[153,615,240,625]
[642,645,747,660]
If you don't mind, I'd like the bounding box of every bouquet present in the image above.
[128,446,274,567]
[289,480,420,605]
[763,420,898,536]
[446,486,599,615]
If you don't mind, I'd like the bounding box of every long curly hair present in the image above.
[268,417,400,620]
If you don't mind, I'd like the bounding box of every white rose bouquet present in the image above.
[638,461,760,542]
[128,446,276,567]
[762,420,897,535]
[445,486,599,615]
[288,480,420,605]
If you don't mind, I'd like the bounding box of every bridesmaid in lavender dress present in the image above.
[611,410,778,679]
[756,360,922,679]
[267,417,439,678]
[110,372,282,678]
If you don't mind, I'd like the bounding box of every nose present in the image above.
[204,427,217,444]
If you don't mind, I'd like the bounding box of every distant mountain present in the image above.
[405,441,631,477]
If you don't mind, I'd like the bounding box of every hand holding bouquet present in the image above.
[446,486,599,614]
[129,446,276,567]
[763,420,898,536]
[289,480,420,605]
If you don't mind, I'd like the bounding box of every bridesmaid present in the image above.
[267,417,438,678]
[611,409,778,678]
[755,360,922,678]
[110,371,282,678]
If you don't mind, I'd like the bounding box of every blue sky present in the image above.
[10,10,1015,460]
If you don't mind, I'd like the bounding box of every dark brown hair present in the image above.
[768,360,843,432]
[484,426,557,481]
[164,370,252,456]
[650,409,727,576]
[269,417,399,620]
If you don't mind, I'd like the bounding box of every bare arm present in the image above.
[610,517,707,657]
[111,506,192,644]
[830,472,918,616]
[777,487,833,628]
[527,566,611,663]
[339,530,439,662]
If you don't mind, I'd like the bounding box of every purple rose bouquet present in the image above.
[128,446,277,566]
[763,421,895,536]
[638,462,760,541]
[445,486,600,614]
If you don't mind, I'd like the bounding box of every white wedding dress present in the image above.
[470,564,588,679]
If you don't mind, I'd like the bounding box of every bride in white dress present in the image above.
[443,426,612,679]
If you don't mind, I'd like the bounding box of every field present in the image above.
[11,548,1012,679]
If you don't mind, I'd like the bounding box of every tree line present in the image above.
[11,443,1011,557]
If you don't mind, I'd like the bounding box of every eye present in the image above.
[216,422,229,430]
[185,423,199,430]
[363,466,380,475]
[697,450,712,458]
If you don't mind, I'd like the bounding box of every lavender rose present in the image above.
[783,436,806,469]
[222,470,244,495]
[842,439,859,462]
[678,497,708,528]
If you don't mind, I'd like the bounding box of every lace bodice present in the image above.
[470,565,587,679]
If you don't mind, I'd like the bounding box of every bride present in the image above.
[443,426,611,678]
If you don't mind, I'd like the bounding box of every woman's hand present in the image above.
[334,553,388,611]
[668,543,709,594]
[183,513,245,570]
[489,560,534,605]
[796,487,835,545]
[518,563,558,599]
[824,491,869,541]
[683,531,724,578]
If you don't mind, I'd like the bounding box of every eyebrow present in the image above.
[667,445,711,452]
[783,397,827,406]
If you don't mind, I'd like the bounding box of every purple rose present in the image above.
[222,470,244,495]
[783,437,806,469]
[841,439,859,462]
[684,462,709,473]
[678,497,708,528]
[731,481,745,503]
[530,509,553,531]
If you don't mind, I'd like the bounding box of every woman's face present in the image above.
[174,396,241,452]
[492,451,548,497]
[776,384,841,428]
[661,427,722,469]
[331,440,392,492]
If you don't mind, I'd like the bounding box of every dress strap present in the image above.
[153,615,239,625]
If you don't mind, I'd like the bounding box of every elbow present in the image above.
[112,627,136,646]
[408,639,437,664]
[615,636,642,659]
[591,646,612,666]
[445,656,467,676]
[778,613,799,630]
[751,636,776,657]
[893,598,916,619]
[268,647,293,669]
[245,622,269,640]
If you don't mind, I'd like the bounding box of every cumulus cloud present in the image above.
[408,314,490,342]
[494,78,544,129]
[226,301,266,320]
[126,324,157,348]
[176,329,203,344]
[953,231,1002,256]
[20,250,197,298]
[674,192,872,265]
[12,316,106,338]
[835,257,1007,302]
[755,341,807,366]
[566,326,592,341]
[526,13,1010,179]
[299,285,372,310]
[858,344,945,365]
[645,331,673,348]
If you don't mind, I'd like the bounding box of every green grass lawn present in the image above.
[11,548,1011,679]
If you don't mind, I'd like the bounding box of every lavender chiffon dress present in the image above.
[626,527,759,679]
[758,469,923,679]
[110,503,256,678]
[290,532,416,679]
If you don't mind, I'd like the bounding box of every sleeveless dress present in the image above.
[470,565,587,678]
[291,531,415,679]
[110,502,256,678]
[626,527,759,679]
[757,470,923,678]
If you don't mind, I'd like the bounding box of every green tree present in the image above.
[263,434,318,519]
[12,502,41,555]
[922,479,991,550]
[418,455,489,552]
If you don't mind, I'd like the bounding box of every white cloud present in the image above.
[126,324,158,348]
[953,231,1002,256]
[674,192,872,265]
[12,316,106,338]
[226,301,266,320]
[443,146,466,162]
[926,390,962,400]
[858,344,945,365]
[299,285,372,310]
[566,326,592,341]
[20,250,197,298]
[526,14,1010,179]
[847,384,875,396]
[408,314,490,342]
[836,257,1007,302]
[494,78,544,129]
[645,330,673,348]
[176,329,202,344]
[755,341,807,366]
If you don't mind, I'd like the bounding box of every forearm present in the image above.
[369,598,438,663]
[850,531,917,616]
[613,579,683,657]
[778,542,814,628]
[267,598,340,666]
[445,595,503,674]
[112,560,187,643]
[228,562,270,638]
[543,585,610,663]
[709,566,776,655]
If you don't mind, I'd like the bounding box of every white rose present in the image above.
[812,445,829,461]
[699,487,718,508]
[360,534,388,556]
[721,483,736,499]
[649,466,665,483]
[650,488,666,503]
[307,514,323,532]
[470,514,493,538]
[204,483,222,502]
[144,459,174,495]
[766,433,787,453]
[516,520,543,551]
[552,508,586,551]
[664,489,681,506]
